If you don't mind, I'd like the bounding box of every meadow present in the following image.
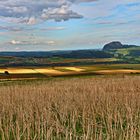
[0,75,140,139]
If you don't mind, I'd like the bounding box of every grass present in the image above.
[0,76,140,139]
[116,49,130,56]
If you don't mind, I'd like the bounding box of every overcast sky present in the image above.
[0,0,140,51]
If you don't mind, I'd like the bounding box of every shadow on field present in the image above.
[0,73,48,79]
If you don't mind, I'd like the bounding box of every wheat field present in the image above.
[0,76,140,140]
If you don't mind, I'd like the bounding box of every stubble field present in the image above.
[0,76,140,140]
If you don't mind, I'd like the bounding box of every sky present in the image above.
[0,0,140,51]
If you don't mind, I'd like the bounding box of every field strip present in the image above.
[34,68,66,76]
[0,67,85,76]
[63,67,85,72]
[0,78,38,82]
[0,67,140,79]
[0,69,7,73]
[96,69,140,74]
[5,68,37,74]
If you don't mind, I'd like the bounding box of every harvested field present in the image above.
[0,64,140,80]
[63,67,84,72]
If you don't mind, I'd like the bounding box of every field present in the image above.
[0,57,120,67]
[0,76,140,139]
[0,64,140,80]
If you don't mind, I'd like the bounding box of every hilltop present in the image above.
[103,41,140,51]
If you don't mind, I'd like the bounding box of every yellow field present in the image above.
[0,67,84,77]
[6,68,37,74]
[0,64,140,79]
[34,68,64,75]
[63,67,84,72]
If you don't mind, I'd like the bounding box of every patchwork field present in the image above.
[0,64,140,79]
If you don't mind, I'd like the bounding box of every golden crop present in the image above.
[63,67,84,72]
[0,76,140,139]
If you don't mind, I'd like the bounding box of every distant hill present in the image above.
[103,41,123,51]
[0,42,139,59]
[0,41,139,67]
[0,51,70,58]
[103,41,140,51]
[0,50,112,59]
[54,50,112,59]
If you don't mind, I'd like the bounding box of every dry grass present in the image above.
[0,76,140,140]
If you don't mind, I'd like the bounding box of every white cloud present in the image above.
[47,27,66,30]
[10,40,22,45]
[47,41,55,45]
[41,5,83,22]
[27,17,37,25]
[1,0,139,25]
[0,0,96,24]
[9,39,56,46]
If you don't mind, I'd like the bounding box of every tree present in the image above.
[4,71,10,75]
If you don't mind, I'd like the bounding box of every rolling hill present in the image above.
[0,41,139,67]
[103,42,140,64]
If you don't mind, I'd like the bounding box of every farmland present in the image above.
[0,44,140,139]
[0,64,140,80]
[0,44,140,80]
[0,75,140,139]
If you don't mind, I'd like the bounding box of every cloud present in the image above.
[0,0,96,24]
[9,39,56,46]
[44,27,66,31]
[27,17,37,25]
[10,40,22,45]
[47,41,55,45]
[41,5,83,22]
[0,26,25,31]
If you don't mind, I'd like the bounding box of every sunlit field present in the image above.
[0,64,140,80]
[0,76,140,139]
[63,67,84,72]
